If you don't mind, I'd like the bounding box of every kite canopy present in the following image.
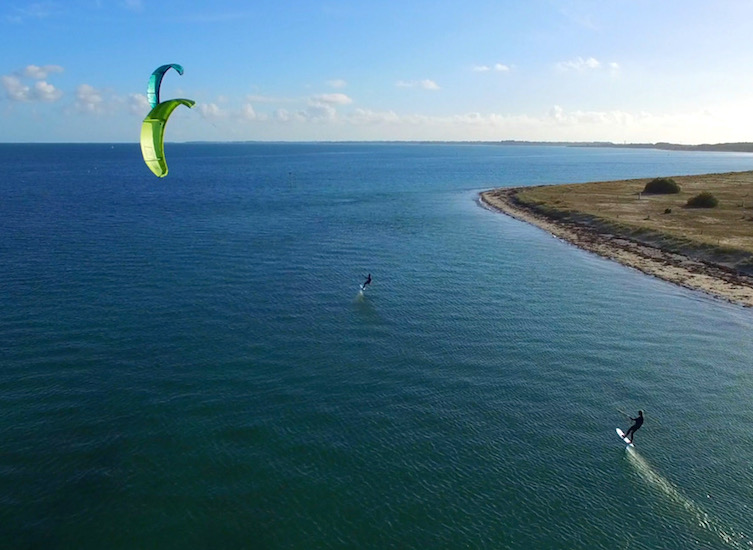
[140,98,195,178]
[147,63,184,109]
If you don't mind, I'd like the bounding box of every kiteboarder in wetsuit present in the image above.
[624,410,644,443]
[362,273,372,289]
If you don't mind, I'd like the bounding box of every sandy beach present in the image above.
[480,187,753,308]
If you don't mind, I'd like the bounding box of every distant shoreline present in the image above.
[480,185,753,308]
[182,140,753,152]
[4,141,753,152]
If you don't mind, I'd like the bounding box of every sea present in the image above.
[2,142,753,549]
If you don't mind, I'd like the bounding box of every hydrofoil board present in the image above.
[616,427,633,446]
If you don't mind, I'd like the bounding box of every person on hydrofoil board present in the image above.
[623,410,644,443]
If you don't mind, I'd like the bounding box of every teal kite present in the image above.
[141,64,194,177]
[147,63,183,109]
[140,98,195,178]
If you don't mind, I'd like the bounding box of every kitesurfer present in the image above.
[623,410,644,442]
[363,273,372,288]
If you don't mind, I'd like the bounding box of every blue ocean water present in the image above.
[2,143,753,549]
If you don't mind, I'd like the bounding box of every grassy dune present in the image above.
[513,171,753,273]
[481,170,753,306]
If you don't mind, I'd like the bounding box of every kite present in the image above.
[140,64,194,177]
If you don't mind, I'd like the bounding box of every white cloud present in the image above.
[2,65,64,102]
[273,109,295,122]
[311,93,352,105]
[306,104,661,141]
[556,56,602,72]
[267,101,341,124]
[346,108,401,125]
[198,102,224,119]
[473,63,511,73]
[74,84,105,113]
[327,79,347,89]
[93,93,753,143]
[236,93,351,124]
[555,57,620,77]
[22,64,64,80]
[33,80,63,101]
[241,103,258,120]
[547,104,634,125]
[128,93,149,114]
[1,74,62,102]
[304,102,337,121]
[1,75,30,101]
[396,79,440,90]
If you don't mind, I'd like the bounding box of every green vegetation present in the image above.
[510,171,753,256]
[643,177,680,194]
[686,192,718,208]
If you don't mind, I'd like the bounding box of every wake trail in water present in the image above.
[626,447,752,549]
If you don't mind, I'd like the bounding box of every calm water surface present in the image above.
[1,143,752,548]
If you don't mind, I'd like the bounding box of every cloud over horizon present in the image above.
[1,75,63,102]
[22,64,64,80]
[396,79,440,90]
[73,84,106,113]
[1,65,64,102]
[311,93,353,106]
[555,57,620,76]
[473,63,511,72]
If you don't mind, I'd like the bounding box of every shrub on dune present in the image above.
[643,177,681,194]
[686,192,718,208]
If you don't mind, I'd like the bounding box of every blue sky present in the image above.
[3,0,753,143]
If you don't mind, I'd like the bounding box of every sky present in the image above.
[3,0,753,143]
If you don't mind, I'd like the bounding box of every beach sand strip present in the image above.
[480,188,753,308]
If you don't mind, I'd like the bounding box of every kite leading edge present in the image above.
[147,63,184,109]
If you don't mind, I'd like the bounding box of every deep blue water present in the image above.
[2,143,753,549]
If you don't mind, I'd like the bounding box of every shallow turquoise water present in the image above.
[1,143,752,548]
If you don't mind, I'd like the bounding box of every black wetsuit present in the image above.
[363,274,372,287]
[624,414,644,441]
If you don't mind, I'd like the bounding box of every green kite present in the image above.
[140,98,195,178]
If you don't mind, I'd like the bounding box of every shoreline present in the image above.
[480,187,753,308]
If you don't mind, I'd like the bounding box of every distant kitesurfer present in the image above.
[362,273,372,288]
[623,410,644,443]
